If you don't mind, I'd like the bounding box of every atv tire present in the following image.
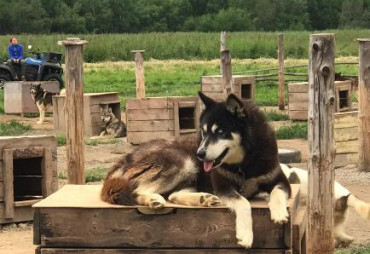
[0,74,11,89]
[43,73,64,89]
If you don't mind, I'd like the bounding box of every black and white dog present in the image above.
[29,83,53,124]
[101,92,291,248]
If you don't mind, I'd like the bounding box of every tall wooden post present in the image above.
[307,34,335,254]
[357,39,370,172]
[220,31,227,75]
[278,33,285,110]
[131,50,146,99]
[58,38,88,184]
[221,49,232,99]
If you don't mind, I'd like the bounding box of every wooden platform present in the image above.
[33,184,306,253]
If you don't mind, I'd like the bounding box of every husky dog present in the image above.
[98,107,126,138]
[101,92,291,248]
[29,83,53,124]
[281,164,370,247]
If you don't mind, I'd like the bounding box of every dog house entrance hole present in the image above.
[339,90,349,109]
[179,106,196,130]
[13,157,43,201]
[241,83,252,100]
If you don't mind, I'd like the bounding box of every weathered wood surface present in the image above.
[220,31,227,75]
[38,249,292,254]
[278,33,285,110]
[221,50,233,99]
[126,98,170,110]
[60,38,87,184]
[33,184,300,250]
[0,205,34,224]
[288,111,307,121]
[357,39,370,171]
[3,149,14,219]
[335,82,352,112]
[307,33,335,253]
[335,153,358,168]
[132,50,146,99]
[292,207,307,254]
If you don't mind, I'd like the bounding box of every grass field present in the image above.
[0,30,368,62]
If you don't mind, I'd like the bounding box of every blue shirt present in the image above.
[8,44,24,60]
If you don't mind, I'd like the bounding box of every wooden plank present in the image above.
[292,207,307,254]
[127,131,174,144]
[12,146,44,159]
[126,98,169,110]
[278,33,285,110]
[40,248,291,254]
[334,153,358,168]
[201,83,223,92]
[88,94,120,106]
[132,50,146,99]
[288,111,307,120]
[3,149,14,219]
[288,82,308,93]
[0,181,3,201]
[288,102,308,111]
[0,205,34,224]
[221,50,232,98]
[201,76,223,83]
[336,140,358,154]
[174,102,180,137]
[34,208,41,245]
[334,111,358,129]
[201,92,225,102]
[126,109,174,121]
[288,93,308,103]
[0,162,3,181]
[127,120,174,132]
[334,127,359,142]
[42,148,53,197]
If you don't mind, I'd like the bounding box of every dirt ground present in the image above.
[0,114,369,253]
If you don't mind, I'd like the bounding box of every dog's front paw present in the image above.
[200,194,221,207]
[149,196,166,209]
[335,237,354,248]
[270,207,289,224]
[236,228,253,249]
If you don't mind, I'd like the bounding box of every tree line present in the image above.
[1,0,370,34]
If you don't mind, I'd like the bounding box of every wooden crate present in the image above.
[33,184,306,254]
[334,111,359,168]
[126,96,200,144]
[0,136,58,224]
[201,75,255,103]
[53,92,121,137]
[4,81,59,114]
[288,81,352,120]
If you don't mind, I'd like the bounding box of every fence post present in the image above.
[131,50,146,99]
[221,49,232,99]
[278,33,285,110]
[307,34,335,254]
[220,31,227,75]
[357,39,370,172]
[59,38,88,184]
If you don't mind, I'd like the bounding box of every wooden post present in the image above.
[357,39,370,172]
[59,38,88,184]
[131,50,146,99]
[307,34,335,254]
[221,49,232,99]
[278,33,285,110]
[220,31,227,75]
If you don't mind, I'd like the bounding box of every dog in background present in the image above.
[101,92,292,248]
[29,83,53,124]
[97,107,126,138]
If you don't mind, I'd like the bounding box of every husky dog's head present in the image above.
[101,107,115,123]
[197,92,246,172]
[30,83,43,96]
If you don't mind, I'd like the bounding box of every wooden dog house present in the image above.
[53,92,121,137]
[0,136,57,224]
[4,81,59,115]
[201,75,255,103]
[33,184,307,254]
[126,97,200,144]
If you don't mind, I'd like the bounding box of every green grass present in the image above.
[0,30,369,62]
[275,123,307,140]
[0,90,4,114]
[265,111,290,121]
[336,246,370,254]
[58,167,108,182]
[57,133,120,146]
[0,120,32,136]
[56,133,66,146]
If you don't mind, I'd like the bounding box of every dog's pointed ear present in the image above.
[198,92,215,108]
[226,93,244,117]
[37,83,41,87]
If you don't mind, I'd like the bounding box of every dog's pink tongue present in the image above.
[203,161,214,173]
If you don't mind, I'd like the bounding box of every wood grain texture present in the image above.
[357,39,370,171]
[335,140,358,154]
[62,39,87,184]
[3,149,14,219]
[334,111,359,129]
[289,102,308,111]
[126,98,170,110]
[221,50,232,99]
[0,205,34,224]
[0,181,3,201]
[334,153,358,168]
[278,33,285,110]
[127,120,174,132]
[288,83,308,93]
[288,111,308,121]
[334,127,358,142]
[133,51,146,99]
[126,109,174,121]
[307,33,335,254]
[42,148,53,197]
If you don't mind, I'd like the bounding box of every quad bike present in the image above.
[0,45,64,89]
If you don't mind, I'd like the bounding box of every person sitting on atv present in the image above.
[7,36,25,81]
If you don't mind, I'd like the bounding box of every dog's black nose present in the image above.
[197,149,206,160]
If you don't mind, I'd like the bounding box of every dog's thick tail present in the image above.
[100,173,136,205]
[347,194,370,220]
